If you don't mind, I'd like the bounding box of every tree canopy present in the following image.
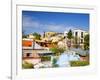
[84,34,89,50]
[67,29,73,39]
[32,32,41,40]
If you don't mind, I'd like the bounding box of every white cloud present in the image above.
[45,24,65,32]
[22,15,79,33]
[23,15,66,32]
[22,15,40,28]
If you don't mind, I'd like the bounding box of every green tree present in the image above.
[67,29,73,49]
[67,29,73,39]
[50,47,59,56]
[32,32,41,40]
[84,34,89,50]
[22,35,27,38]
[22,30,27,38]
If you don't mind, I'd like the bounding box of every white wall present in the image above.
[0,0,100,80]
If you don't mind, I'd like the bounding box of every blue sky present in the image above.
[22,11,89,35]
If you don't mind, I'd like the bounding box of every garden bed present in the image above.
[70,61,89,67]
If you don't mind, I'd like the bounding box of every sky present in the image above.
[22,11,89,35]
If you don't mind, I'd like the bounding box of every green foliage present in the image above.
[67,29,73,39]
[52,58,57,64]
[70,61,89,67]
[50,47,66,56]
[84,34,89,50]
[22,61,33,69]
[22,35,27,38]
[52,58,59,67]
[41,56,51,61]
[32,32,41,40]
[58,47,66,54]
[22,30,27,38]
[50,47,59,54]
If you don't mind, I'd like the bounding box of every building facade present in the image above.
[64,29,89,49]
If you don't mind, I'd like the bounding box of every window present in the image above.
[75,32,78,37]
[81,39,83,43]
[81,32,83,38]
[26,53,31,57]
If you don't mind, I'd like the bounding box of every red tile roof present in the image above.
[22,40,32,47]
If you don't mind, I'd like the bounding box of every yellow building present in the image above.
[44,31,57,38]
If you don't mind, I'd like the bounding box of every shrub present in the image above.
[70,61,89,67]
[41,56,51,61]
[22,61,34,69]
[52,58,57,64]
[52,58,59,67]
[50,47,66,56]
